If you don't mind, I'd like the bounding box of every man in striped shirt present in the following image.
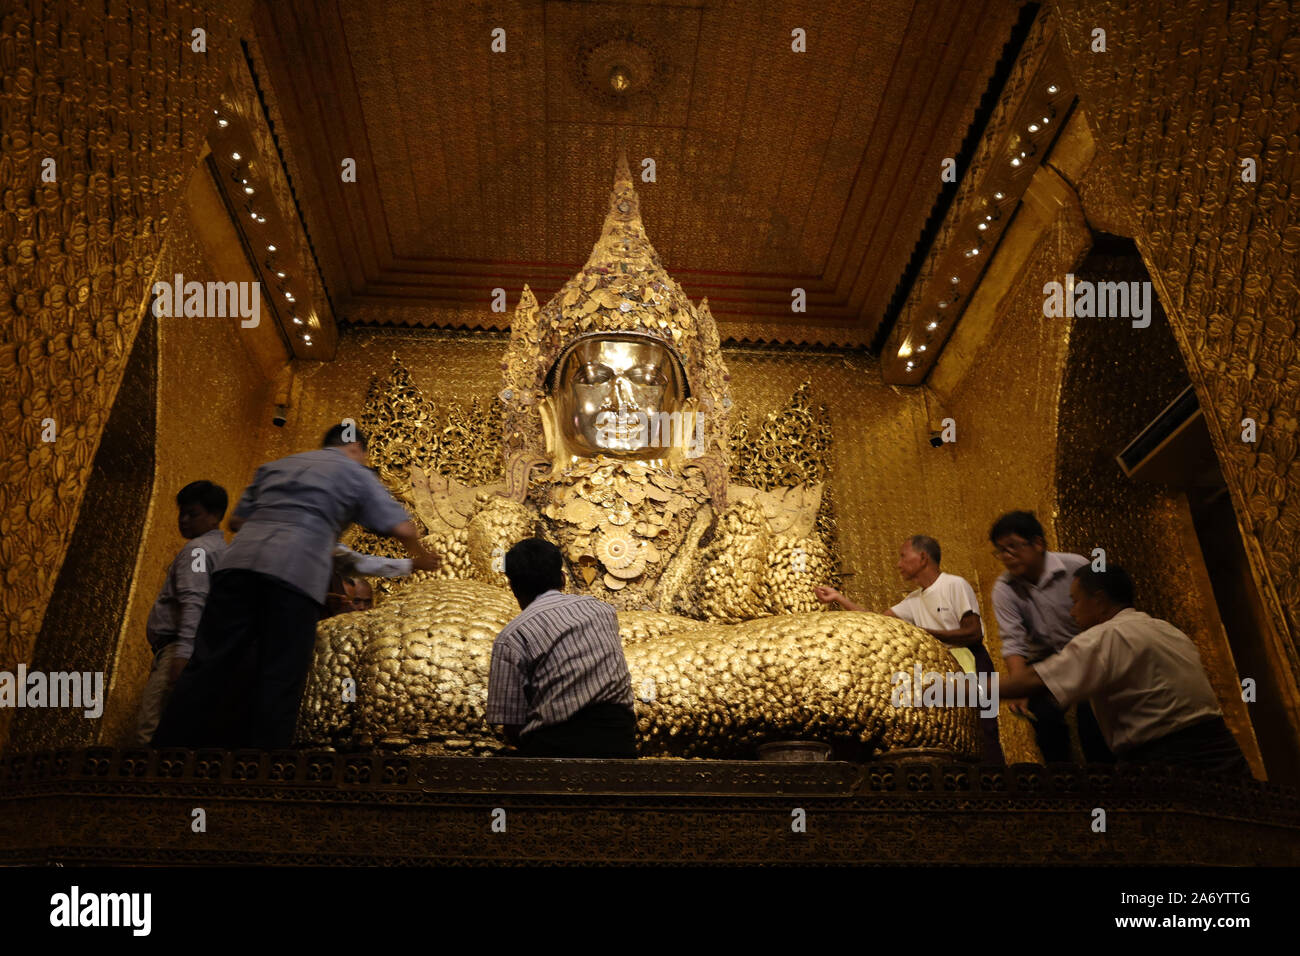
[487,538,637,758]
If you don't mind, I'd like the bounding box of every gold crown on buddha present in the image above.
[501,154,734,491]
[535,152,705,391]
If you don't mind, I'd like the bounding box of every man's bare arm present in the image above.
[999,664,1046,700]
[1002,653,1035,715]
[813,586,867,612]
[924,611,983,646]
[390,520,440,571]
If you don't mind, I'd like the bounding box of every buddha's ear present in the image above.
[538,394,562,459]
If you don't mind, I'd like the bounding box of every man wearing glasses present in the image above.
[989,510,1113,763]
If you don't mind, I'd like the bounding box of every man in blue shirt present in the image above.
[989,510,1112,763]
[134,480,229,745]
[153,423,438,749]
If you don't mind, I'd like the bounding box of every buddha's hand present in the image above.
[694,499,770,622]
[409,466,495,538]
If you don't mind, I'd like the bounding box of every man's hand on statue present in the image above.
[813,585,841,605]
[392,520,441,573]
[1001,654,1039,716]
[412,551,440,573]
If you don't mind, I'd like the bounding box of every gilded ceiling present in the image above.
[248,0,1027,347]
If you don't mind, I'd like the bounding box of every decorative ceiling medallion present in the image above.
[573,24,669,110]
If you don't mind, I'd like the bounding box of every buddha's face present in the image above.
[557,337,684,458]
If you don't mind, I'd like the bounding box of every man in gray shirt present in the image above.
[134,480,229,745]
[153,423,438,749]
[989,510,1112,763]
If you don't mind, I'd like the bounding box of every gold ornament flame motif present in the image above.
[301,158,974,759]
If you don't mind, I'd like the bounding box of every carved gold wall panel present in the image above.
[1054,0,1300,710]
[9,309,156,754]
[0,0,253,752]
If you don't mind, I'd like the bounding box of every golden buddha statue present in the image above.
[297,157,978,760]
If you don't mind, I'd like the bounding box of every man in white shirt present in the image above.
[815,535,1003,762]
[134,480,229,745]
[998,564,1250,775]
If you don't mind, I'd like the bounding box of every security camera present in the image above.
[271,365,296,428]
[923,389,953,448]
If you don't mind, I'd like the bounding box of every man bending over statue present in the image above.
[998,565,1250,775]
[487,538,637,758]
[153,423,439,749]
[815,534,1003,763]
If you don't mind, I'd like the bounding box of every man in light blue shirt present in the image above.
[134,480,229,745]
[154,423,438,749]
[989,510,1112,763]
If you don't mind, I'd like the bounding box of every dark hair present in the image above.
[323,422,368,449]
[907,534,941,565]
[177,480,228,519]
[504,538,564,600]
[1073,564,1135,607]
[989,510,1045,545]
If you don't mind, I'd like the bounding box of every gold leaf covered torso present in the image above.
[540,457,710,607]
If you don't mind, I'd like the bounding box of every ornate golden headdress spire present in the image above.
[539,152,696,365]
[500,157,736,501]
